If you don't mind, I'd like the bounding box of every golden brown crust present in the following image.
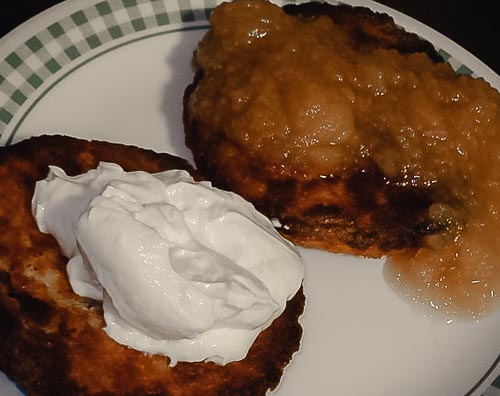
[282,2,442,61]
[183,1,443,257]
[0,135,305,396]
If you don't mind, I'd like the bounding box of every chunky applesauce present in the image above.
[188,0,499,318]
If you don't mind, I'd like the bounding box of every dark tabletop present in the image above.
[1,1,499,76]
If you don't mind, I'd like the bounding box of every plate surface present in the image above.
[1,1,499,395]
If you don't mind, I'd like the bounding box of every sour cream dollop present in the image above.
[32,163,303,365]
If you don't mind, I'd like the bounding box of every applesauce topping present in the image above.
[189,0,500,318]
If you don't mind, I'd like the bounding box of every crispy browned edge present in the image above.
[183,1,443,258]
[0,135,305,396]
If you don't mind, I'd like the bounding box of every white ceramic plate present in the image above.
[1,1,499,395]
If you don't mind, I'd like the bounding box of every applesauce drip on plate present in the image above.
[189,0,500,317]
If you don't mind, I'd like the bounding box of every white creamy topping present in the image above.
[32,163,303,365]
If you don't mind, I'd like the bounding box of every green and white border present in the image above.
[0,1,498,395]
[0,0,218,144]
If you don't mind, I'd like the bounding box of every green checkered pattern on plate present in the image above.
[0,0,216,138]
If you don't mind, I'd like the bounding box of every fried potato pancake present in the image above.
[184,0,500,317]
[0,135,305,396]
[183,0,445,257]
